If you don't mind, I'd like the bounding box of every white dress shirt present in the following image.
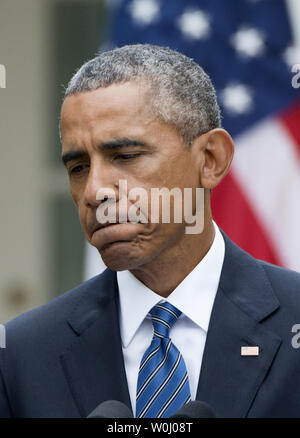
[117,221,225,415]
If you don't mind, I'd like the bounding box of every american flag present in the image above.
[85,0,300,278]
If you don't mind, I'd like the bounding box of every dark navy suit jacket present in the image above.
[1,230,300,418]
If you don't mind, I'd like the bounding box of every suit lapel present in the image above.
[60,269,131,418]
[196,231,282,417]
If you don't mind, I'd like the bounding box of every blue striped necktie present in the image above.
[135,302,191,418]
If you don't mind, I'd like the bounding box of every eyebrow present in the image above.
[99,137,149,150]
[61,150,87,166]
[61,137,150,166]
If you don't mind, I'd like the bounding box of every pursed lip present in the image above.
[92,219,147,235]
[91,220,136,238]
[93,221,117,233]
[90,221,146,250]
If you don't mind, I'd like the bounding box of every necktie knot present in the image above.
[150,302,181,338]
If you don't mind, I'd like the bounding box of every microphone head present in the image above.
[87,400,133,418]
[170,400,216,418]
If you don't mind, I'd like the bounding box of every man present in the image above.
[1,44,300,418]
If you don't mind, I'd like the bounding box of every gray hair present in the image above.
[64,44,221,145]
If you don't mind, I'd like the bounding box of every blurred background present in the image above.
[0,0,300,323]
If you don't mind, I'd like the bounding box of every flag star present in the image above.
[128,0,160,26]
[220,83,254,115]
[283,45,300,68]
[231,26,265,58]
[177,8,211,40]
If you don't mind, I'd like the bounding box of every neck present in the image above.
[130,217,215,297]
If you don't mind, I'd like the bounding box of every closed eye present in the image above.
[67,152,143,175]
[69,163,89,175]
[114,153,142,160]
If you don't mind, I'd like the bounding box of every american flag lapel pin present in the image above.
[241,346,260,356]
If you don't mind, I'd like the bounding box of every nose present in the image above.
[83,157,118,208]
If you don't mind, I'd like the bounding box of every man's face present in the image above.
[60,82,201,271]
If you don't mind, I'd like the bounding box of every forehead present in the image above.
[60,82,153,140]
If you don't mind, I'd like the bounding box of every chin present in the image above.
[99,241,154,272]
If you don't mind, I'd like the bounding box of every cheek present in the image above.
[157,154,195,188]
[70,185,86,218]
[73,198,90,239]
[68,181,78,204]
[78,204,88,228]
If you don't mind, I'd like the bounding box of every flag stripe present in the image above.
[231,117,300,272]
[211,172,282,266]
[280,100,300,159]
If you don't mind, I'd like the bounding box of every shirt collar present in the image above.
[117,221,225,348]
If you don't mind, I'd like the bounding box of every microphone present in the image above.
[87,400,133,418]
[170,401,216,418]
[87,399,215,419]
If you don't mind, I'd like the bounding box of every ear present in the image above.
[192,128,234,189]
